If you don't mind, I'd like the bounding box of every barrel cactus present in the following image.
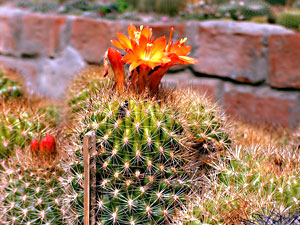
[0,159,65,224]
[87,97,191,224]
[62,25,231,224]
[185,143,300,224]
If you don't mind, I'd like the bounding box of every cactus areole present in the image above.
[104,25,198,94]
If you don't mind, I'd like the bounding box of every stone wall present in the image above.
[0,6,299,128]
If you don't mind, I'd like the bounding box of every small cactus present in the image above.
[67,67,111,113]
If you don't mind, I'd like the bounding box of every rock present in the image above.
[268,34,300,89]
[35,46,86,98]
[193,20,294,83]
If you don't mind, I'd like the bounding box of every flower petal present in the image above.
[107,48,126,92]
[117,33,132,50]
[178,56,198,65]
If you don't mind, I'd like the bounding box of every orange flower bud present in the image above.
[107,48,126,92]
[40,134,56,155]
[30,139,39,154]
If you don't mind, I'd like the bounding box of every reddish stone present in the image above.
[0,56,37,79]
[223,83,300,128]
[71,18,123,63]
[122,21,186,40]
[162,70,222,100]
[146,23,186,39]
[0,10,21,56]
[194,25,266,83]
[21,13,66,56]
[268,34,300,89]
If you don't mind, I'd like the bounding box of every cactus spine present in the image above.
[0,161,65,224]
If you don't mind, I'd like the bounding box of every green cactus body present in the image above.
[0,112,47,159]
[0,166,65,224]
[86,99,189,224]
[66,97,190,225]
[277,10,300,29]
[38,105,62,127]
[61,147,85,224]
[186,145,300,224]
[0,73,22,100]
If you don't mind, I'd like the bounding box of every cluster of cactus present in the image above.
[277,10,300,29]
[185,144,300,224]
[0,110,49,159]
[218,0,271,20]
[0,72,22,100]
[0,160,66,224]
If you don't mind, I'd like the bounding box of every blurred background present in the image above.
[2,0,300,28]
[0,0,299,128]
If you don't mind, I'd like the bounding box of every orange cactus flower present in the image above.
[165,27,198,65]
[123,35,170,72]
[106,25,198,94]
[112,25,152,52]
